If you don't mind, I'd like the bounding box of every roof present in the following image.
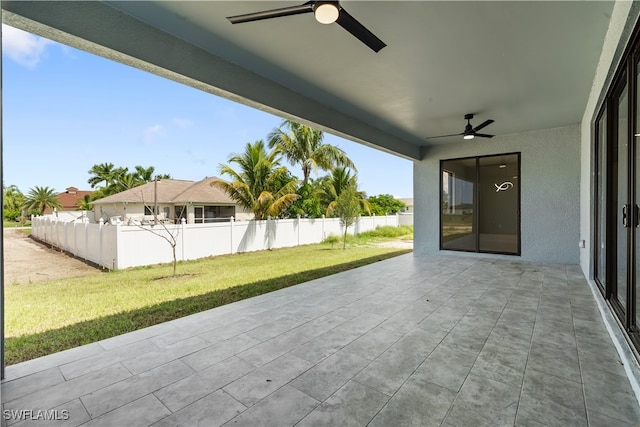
[91,178,236,205]
[171,177,235,204]
[56,187,93,210]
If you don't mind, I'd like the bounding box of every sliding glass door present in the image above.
[594,35,640,347]
[441,153,520,255]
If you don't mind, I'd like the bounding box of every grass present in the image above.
[3,220,31,229]
[325,225,414,246]
[5,240,411,365]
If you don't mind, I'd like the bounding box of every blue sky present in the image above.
[1,24,413,199]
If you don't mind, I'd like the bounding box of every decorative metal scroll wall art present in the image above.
[495,181,514,192]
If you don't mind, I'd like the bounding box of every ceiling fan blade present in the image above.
[426,133,463,139]
[336,8,386,52]
[474,133,494,138]
[472,119,494,133]
[227,3,314,24]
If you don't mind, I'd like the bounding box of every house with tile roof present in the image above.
[43,186,94,214]
[91,177,253,224]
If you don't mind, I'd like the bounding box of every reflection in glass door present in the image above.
[441,158,476,251]
[593,16,640,352]
[478,155,520,254]
[615,78,630,314]
[595,109,607,292]
[440,153,520,255]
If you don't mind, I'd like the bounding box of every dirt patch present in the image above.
[3,229,100,285]
[374,239,414,250]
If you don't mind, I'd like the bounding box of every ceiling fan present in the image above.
[428,114,495,140]
[226,1,386,53]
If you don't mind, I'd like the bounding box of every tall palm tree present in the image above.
[268,120,355,185]
[320,166,370,217]
[114,172,143,193]
[24,186,63,215]
[134,165,156,183]
[211,140,300,220]
[87,162,117,189]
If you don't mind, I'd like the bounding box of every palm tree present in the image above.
[88,163,171,197]
[24,186,63,215]
[134,165,170,183]
[76,194,95,211]
[268,120,355,185]
[320,166,370,217]
[113,172,143,193]
[134,165,156,183]
[211,140,300,220]
[87,162,117,189]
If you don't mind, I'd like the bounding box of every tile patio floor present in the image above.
[2,253,640,426]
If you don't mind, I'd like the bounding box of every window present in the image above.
[175,205,187,222]
[144,205,158,216]
[193,206,235,223]
[441,153,520,255]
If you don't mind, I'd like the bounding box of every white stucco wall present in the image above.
[580,1,640,277]
[415,125,581,264]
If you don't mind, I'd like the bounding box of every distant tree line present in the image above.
[2,165,171,222]
[3,121,405,225]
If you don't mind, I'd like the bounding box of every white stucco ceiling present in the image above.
[1,1,615,160]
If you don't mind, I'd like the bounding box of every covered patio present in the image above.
[2,253,639,426]
[4,1,640,425]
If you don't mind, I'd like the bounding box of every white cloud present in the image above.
[172,117,194,128]
[142,124,165,143]
[2,24,54,69]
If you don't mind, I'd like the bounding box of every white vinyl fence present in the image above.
[31,214,409,270]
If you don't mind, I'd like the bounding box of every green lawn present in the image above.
[3,220,31,229]
[6,237,411,365]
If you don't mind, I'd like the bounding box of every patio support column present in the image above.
[1,15,5,380]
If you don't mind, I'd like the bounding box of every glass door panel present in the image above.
[615,80,629,311]
[478,154,520,254]
[635,59,640,330]
[595,110,607,290]
[441,158,476,251]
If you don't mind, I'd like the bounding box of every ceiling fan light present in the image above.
[463,134,475,140]
[315,3,339,24]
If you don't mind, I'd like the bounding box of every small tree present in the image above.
[3,184,25,221]
[128,192,181,277]
[334,183,361,249]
